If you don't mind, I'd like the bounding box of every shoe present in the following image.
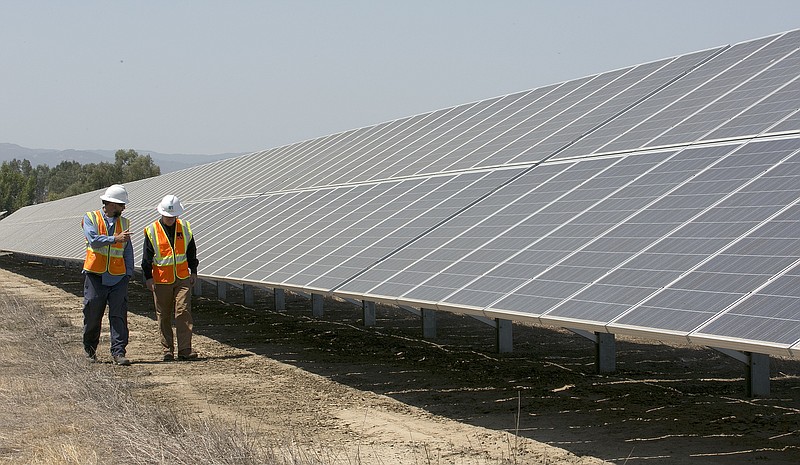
[163,353,174,362]
[112,355,132,366]
[85,352,97,363]
[177,351,199,361]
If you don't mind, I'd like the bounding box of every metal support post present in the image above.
[596,332,616,373]
[312,293,324,318]
[421,308,436,339]
[746,352,770,397]
[274,288,285,312]
[496,318,513,353]
[363,300,376,327]
[243,284,254,306]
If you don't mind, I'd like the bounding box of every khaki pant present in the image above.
[152,277,193,356]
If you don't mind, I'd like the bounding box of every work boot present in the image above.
[177,351,199,361]
[112,355,132,366]
[163,353,175,362]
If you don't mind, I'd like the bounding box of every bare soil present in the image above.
[1,254,799,464]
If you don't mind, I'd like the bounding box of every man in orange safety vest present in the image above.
[141,194,199,362]
[82,184,134,365]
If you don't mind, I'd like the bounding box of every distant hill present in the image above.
[0,143,247,173]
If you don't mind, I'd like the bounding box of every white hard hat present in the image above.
[157,194,184,217]
[100,184,129,204]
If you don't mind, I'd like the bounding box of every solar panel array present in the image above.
[1,30,798,359]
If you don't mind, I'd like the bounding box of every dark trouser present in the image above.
[83,273,129,357]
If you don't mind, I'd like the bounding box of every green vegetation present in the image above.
[0,149,160,214]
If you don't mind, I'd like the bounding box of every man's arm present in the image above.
[141,233,155,280]
[186,237,198,286]
[187,237,198,275]
[83,213,114,249]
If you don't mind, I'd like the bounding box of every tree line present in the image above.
[0,149,160,215]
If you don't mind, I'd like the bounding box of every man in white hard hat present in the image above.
[141,194,199,361]
[81,184,134,365]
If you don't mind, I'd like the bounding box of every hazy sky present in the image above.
[2,1,799,155]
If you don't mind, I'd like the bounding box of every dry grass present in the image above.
[0,292,309,465]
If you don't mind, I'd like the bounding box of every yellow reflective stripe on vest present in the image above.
[145,219,192,284]
[83,210,128,275]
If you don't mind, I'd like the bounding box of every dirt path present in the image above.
[2,255,799,464]
[0,257,605,465]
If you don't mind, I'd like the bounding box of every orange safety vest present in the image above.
[145,219,193,284]
[83,210,129,275]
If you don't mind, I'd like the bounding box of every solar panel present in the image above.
[652,43,800,146]
[702,74,800,141]
[196,167,523,290]
[770,108,800,134]
[443,146,735,314]
[437,77,597,170]
[360,99,509,182]
[472,67,635,165]
[340,150,679,304]
[534,138,800,328]
[517,49,725,163]
[204,186,367,278]
[398,85,562,176]
[569,33,783,156]
[609,153,800,335]
[691,262,800,355]
[286,169,524,291]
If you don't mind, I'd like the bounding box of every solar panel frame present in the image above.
[581,33,781,156]
[295,167,525,293]
[650,48,800,147]
[470,67,634,166]
[702,75,800,141]
[769,107,800,134]
[200,188,344,276]
[303,118,420,187]
[436,77,599,171]
[399,86,563,177]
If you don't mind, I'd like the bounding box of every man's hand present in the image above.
[190,273,197,286]
[114,229,131,243]
[146,278,154,292]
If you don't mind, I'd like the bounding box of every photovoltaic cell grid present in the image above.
[471,49,722,167]
[540,139,800,328]
[648,34,800,148]
[0,30,798,358]
[560,29,800,158]
[338,137,800,355]
[556,34,779,158]
[693,264,800,358]
[198,167,525,291]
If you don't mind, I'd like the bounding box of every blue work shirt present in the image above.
[82,210,134,286]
